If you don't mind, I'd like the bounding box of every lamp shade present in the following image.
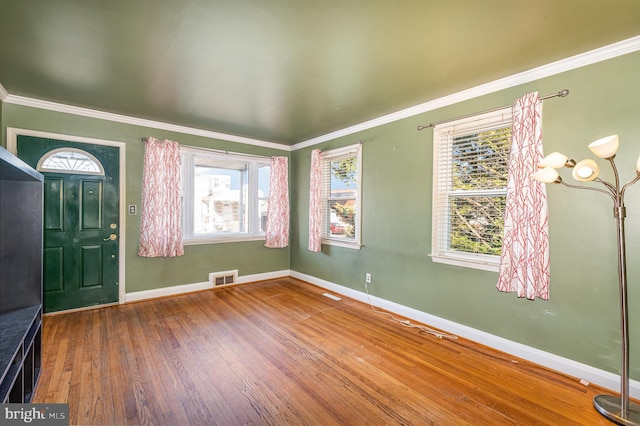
[572,159,599,182]
[539,152,570,168]
[588,135,619,159]
[532,166,560,183]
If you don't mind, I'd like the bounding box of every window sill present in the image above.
[430,253,499,272]
[184,234,265,245]
[322,238,362,250]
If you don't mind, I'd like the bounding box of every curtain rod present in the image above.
[140,138,276,159]
[306,140,364,157]
[416,89,569,131]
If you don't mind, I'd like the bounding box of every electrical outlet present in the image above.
[365,273,371,283]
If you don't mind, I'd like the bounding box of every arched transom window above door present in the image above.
[36,148,105,175]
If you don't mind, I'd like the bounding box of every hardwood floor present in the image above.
[34,277,614,425]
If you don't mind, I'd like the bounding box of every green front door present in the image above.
[18,136,120,313]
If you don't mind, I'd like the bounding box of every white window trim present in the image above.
[430,108,512,272]
[321,143,363,250]
[181,146,270,245]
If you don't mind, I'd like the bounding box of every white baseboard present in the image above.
[125,280,212,303]
[124,268,639,397]
[236,269,291,284]
[290,270,640,399]
[125,269,291,303]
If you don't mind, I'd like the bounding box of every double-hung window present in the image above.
[181,146,270,244]
[321,144,362,249]
[431,108,512,271]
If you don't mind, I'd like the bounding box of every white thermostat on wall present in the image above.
[128,204,137,215]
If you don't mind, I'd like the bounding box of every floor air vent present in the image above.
[322,292,341,301]
[209,270,238,287]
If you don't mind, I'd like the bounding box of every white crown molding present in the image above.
[3,36,640,152]
[0,82,8,101]
[2,94,292,152]
[292,35,640,151]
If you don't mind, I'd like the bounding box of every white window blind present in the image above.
[431,108,512,271]
[321,144,362,248]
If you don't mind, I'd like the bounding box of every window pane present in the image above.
[432,108,511,270]
[330,158,358,190]
[448,195,505,255]
[194,162,247,234]
[38,148,104,175]
[452,127,510,191]
[325,156,358,241]
[328,199,356,240]
[258,164,270,233]
[182,149,272,242]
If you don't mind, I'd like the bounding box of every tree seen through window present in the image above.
[449,127,510,255]
[329,157,357,238]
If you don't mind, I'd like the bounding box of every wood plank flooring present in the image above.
[34,277,616,425]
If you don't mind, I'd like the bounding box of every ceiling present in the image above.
[1,1,640,145]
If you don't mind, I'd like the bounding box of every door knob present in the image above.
[103,234,117,241]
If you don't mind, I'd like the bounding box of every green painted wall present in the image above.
[3,50,640,378]
[291,50,640,377]
[1,105,290,293]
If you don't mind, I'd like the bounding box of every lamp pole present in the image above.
[591,158,639,424]
[533,137,640,425]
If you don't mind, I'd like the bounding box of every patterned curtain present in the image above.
[138,138,184,258]
[308,149,323,252]
[497,92,550,300]
[264,156,289,248]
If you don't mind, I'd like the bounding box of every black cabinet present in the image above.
[0,146,43,403]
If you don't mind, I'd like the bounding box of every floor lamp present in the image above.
[532,135,640,425]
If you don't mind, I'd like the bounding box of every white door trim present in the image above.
[6,127,127,305]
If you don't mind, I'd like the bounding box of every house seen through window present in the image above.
[181,147,270,243]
